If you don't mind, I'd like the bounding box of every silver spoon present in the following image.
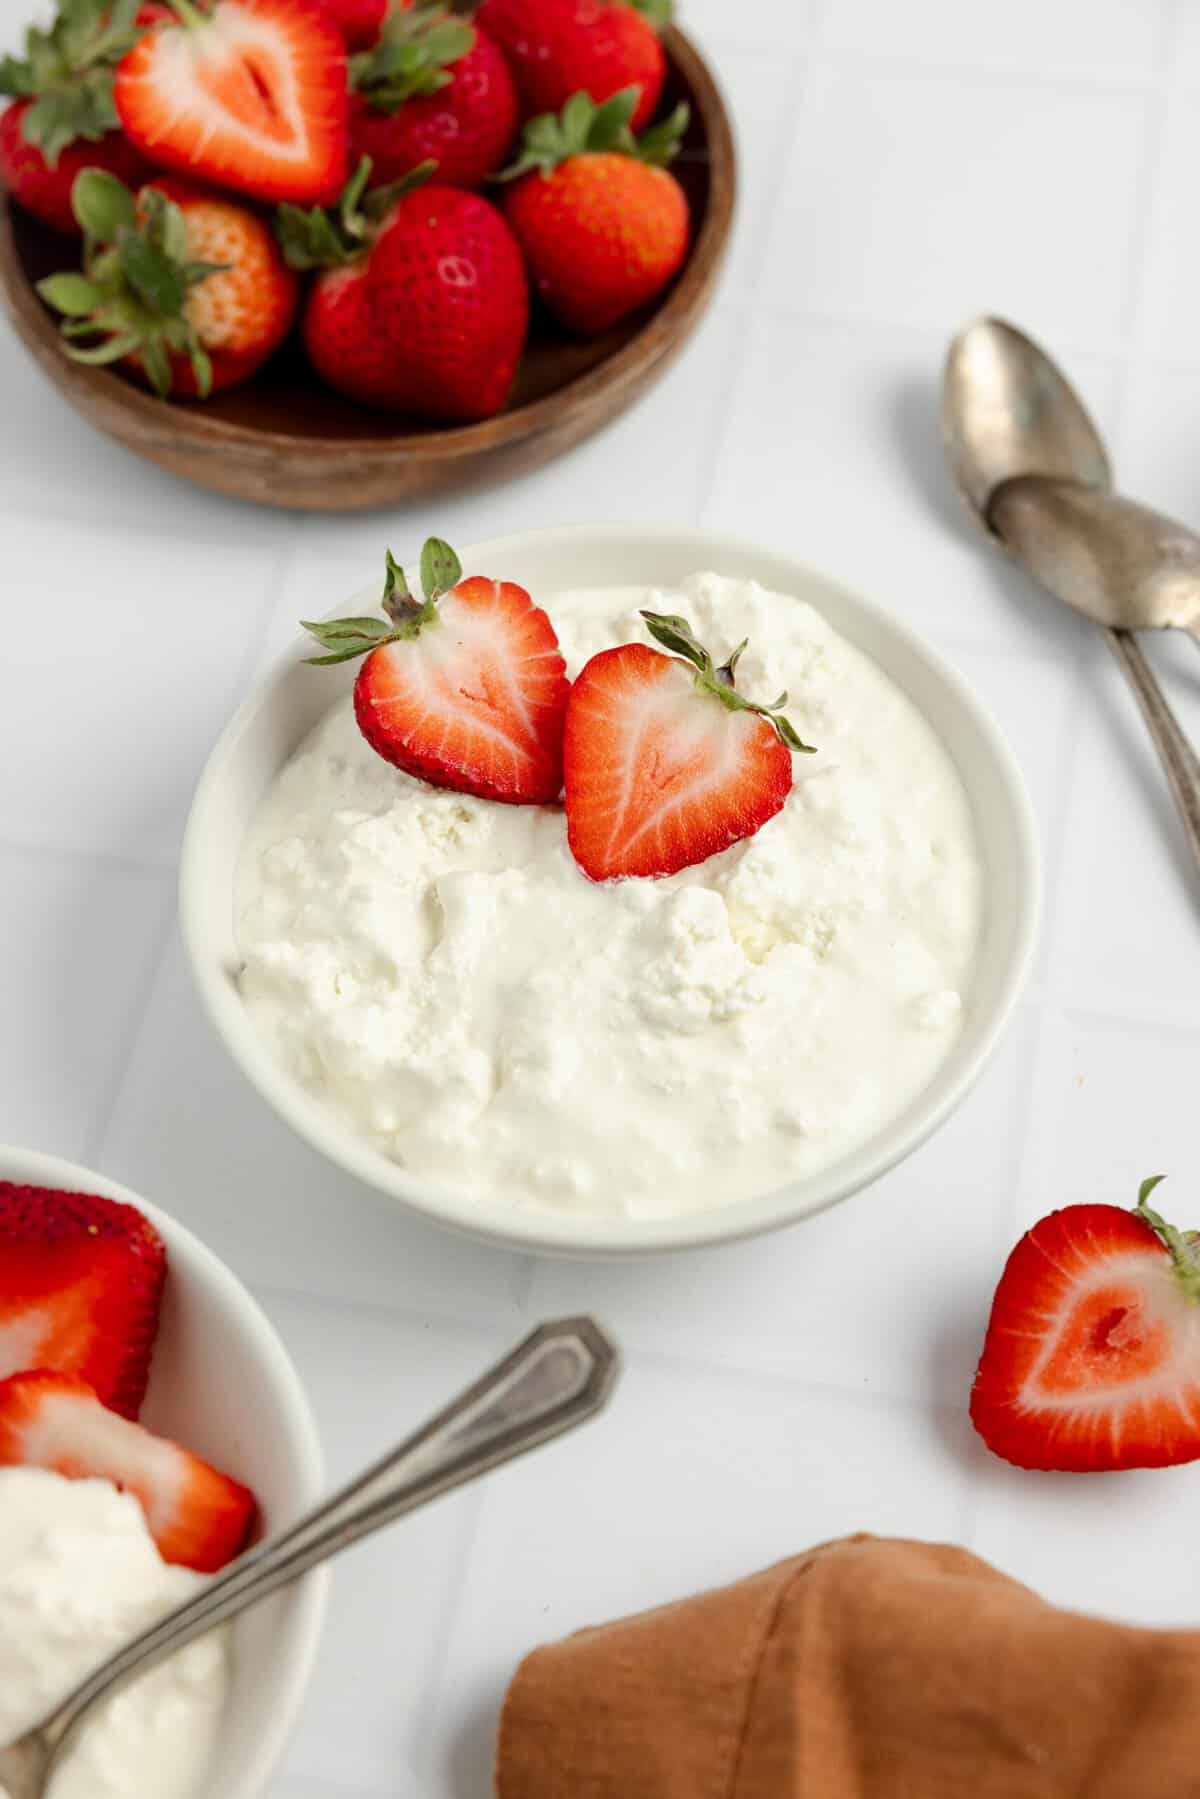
[943,316,1200,875]
[0,1315,618,1799]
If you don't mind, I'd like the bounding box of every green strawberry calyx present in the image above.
[1134,1176,1200,1301]
[37,170,228,397]
[0,0,145,163]
[640,612,815,754]
[628,0,674,27]
[274,155,436,271]
[350,3,474,113]
[302,539,464,665]
[497,86,688,181]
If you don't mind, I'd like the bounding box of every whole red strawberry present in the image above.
[564,611,813,880]
[971,1178,1200,1473]
[477,0,668,131]
[276,158,529,421]
[500,87,689,334]
[302,537,571,804]
[349,5,518,190]
[114,0,349,206]
[0,0,150,235]
[39,169,298,396]
[0,1182,166,1420]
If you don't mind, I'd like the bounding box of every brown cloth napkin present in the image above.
[496,1535,1200,1798]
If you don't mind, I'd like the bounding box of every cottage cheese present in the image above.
[237,573,983,1219]
[0,1468,228,1799]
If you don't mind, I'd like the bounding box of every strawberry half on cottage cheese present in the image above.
[236,567,983,1221]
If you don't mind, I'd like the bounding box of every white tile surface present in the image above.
[762,63,1151,351]
[822,0,1169,78]
[0,507,287,862]
[429,1363,976,1794]
[0,844,173,1160]
[2,1,1200,1796]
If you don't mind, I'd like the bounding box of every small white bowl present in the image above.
[0,1145,326,1798]
[181,525,1039,1258]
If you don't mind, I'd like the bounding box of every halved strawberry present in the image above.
[563,612,813,881]
[0,1182,166,1420]
[0,1370,257,1571]
[113,0,349,206]
[971,1178,1200,1473]
[302,537,570,804]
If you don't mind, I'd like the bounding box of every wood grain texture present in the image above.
[0,29,735,514]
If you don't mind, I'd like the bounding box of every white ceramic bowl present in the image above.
[0,1145,326,1797]
[181,525,1039,1258]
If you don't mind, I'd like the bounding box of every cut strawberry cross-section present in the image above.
[0,1370,257,1572]
[563,611,813,881]
[971,1178,1200,1472]
[302,537,571,804]
[114,0,349,205]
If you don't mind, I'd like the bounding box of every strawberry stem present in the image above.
[301,538,463,665]
[167,0,208,30]
[640,611,817,755]
[1133,1176,1200,1300]
[497,87,689,181]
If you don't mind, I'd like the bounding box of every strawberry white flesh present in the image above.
[354,576,569,803]
[0,1371,256,1571]
[114,0,349,204]
[971,1196,1200,1472]
[564,643,794,881]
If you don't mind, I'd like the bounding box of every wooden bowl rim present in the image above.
[0,25,735,469]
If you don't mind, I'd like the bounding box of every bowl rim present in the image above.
[0,24,735,468]
[0,1142,328,1798]
[181,522,1041,1259]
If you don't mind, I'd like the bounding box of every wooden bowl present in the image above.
[0,28,734,513]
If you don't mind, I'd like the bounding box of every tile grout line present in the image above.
[249,1277,959,1416]
[0,834,172,880]
[407,1484,491,1783]
[80,874,179,1168]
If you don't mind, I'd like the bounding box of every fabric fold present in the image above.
[496,1535,1200,1798]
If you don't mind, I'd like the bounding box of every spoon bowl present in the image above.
[942,315,1200,880]
[942,316,1111,528]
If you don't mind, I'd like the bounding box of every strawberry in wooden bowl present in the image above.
[0,0,734,509]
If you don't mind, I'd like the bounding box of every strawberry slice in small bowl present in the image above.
[0,1369,256,1571]
[302,536,571,805]
[564,610,814,881]
[971,1177,1200,1473]
[0,1180,166,1419]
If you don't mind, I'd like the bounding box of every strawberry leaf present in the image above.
[71,167,135,240]
[628,0,673,25]
[275,157,436,270]
[421,536,462,601]
[36,271,103,315]
[634,101,688,167]
[499,86,684,179]
[119,231,188,314]
[1,0,146,155]
[641,610,816,754]
[302,537,465,669]
[43,175,227,401]
[351,3,474,111]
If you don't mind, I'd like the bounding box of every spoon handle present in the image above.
[1105,628,1200,875]
[43,1317,619,1758]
